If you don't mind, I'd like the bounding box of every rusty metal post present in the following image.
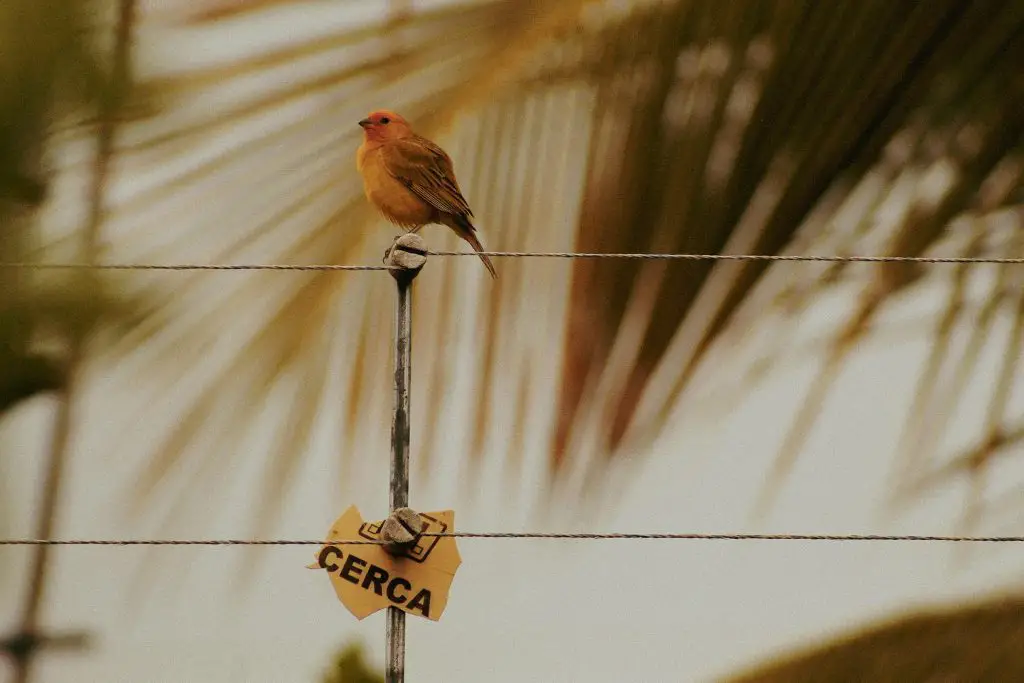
[384,233,426,683]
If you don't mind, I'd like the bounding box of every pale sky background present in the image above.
[3,2,1024,682]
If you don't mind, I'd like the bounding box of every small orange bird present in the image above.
[356,110,497,278]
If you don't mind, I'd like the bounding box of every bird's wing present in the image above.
[380,136,474,218]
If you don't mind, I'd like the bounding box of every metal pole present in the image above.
[385,233,425,683]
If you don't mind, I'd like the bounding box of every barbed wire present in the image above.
[4,532,1024,546]
[1,252,1024,272]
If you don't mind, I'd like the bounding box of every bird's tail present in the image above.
[447,215,497,279]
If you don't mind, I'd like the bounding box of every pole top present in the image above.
[386,234,427,282]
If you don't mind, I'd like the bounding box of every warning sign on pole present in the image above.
[309,506,461,621]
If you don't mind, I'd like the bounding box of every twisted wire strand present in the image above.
[1,252,1023,272]
[0,263,390,271]
[4,532,1024,545]
[430,251,1024,264]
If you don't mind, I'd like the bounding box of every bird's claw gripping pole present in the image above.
[384,233,426,683]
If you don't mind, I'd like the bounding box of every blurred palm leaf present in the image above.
[53,0,1024,546]
[0,0,147,419]
[321,640,383,683]
[0,0,150,644]
[554,0,1024,501]
[724,595,1024,683]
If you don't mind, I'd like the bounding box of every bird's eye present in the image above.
[380,117,390,124]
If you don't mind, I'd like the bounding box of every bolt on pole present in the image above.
[384,233,426,683]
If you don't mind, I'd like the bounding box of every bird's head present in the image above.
[358,110,412,142]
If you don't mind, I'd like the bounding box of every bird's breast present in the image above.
[358,145,434,229]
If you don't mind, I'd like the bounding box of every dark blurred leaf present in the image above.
[321,641,384,683]
[0,352,64,414]
[550,0,1024,495]
[0,0,146,422]
[725,596,1024,683]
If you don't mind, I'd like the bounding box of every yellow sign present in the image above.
[309,505,461,621]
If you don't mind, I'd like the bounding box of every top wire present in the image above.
[1,251,1023,271]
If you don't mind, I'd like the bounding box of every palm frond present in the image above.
[726,596,1024,683]
[62,0,596,560]
[548,0,1024,509]
[37,0,1024,553]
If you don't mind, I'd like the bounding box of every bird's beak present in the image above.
[358,118,372,128]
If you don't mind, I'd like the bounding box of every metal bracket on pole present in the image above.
[381,507,426,556]
[384,232,426,683]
